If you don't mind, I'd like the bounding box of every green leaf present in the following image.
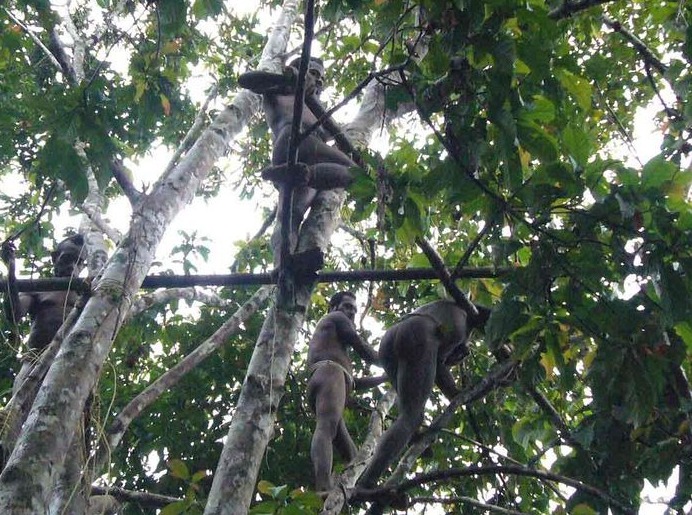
[571,503,598,515]
[249,500,279,514]
[161,501,188,515]
[673,321,692,351]
[641,155,678,191]
[517,118,558,162]
[168,459,190,480]
[520,95,555,123]
[556,68,592,111]
[257,480,276,495]
[562,124,592,168]
[486,298,528,345]
[191,470,207,483]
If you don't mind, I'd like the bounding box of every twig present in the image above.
[525,386,581,448]
[3,8,62,71]
[163,84,220,176]
[452,221,494,278]
[415,237,479,318]
[95,286,272,473]
[230,207,277,273]
[80,203,123,245]
[601,15,667,75]
[398,71,506,207]
[301,62,410,159]
[91,485,182,508]
[394,466,635,515]
[410,496,527,515]
[548,0,615,19]
[1,184,57,245]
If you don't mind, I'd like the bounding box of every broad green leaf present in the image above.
[556,68,592,112]
[562,124,592,168]
[257,480,276,495]
[520,95,555,123]
[249,500,279,514]
[517,118,558,162]
[673,321,692,351]
[168,459,190,480]
[161,501,188,515]
[571,503,598,515]
[641,155,679,191]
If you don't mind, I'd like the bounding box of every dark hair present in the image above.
[287,56,324,75]
[51,234,85,265]
[328,291,355,311]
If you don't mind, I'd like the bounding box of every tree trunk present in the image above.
[0,23,264,515]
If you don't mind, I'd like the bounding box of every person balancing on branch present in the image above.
[357,298,491,490]
[306,291,385,493]
[238,57,358,276]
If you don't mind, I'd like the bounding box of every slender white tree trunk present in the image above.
[0,22,266,515]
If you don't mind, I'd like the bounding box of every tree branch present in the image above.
[360,359,519,515]
[385,359,518,487]
[548,0,615,20]
[91,485,181,509]
[601,15,667,75]
[415,236,479,318]
[163,84,220,176]
[1,266,512,292]
[127,287,238,319]
[110,159,143,205]
[2,8,63,72]
[94,285,272,474]
[80,203,123,245]
[525,386,581,448]
[230,207,276,273]
[410,496,527,515]
[382,465,636,515]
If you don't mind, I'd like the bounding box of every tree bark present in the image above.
[0,15,265,515]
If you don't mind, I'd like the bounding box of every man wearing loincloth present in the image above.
[306,291,383,492]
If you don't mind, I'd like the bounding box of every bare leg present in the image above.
[308,163,354,189]
[358,337,437,487]
[334,417,357,463]
[310,369,348,491]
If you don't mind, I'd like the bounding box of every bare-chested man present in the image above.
[307,291,383,492]
[2,234,85,395]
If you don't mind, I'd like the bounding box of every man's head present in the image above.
[287,56,324,95]
[328,291,357,320]
[51,234,85,277]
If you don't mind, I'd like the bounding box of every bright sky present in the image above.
[0,3,687,513]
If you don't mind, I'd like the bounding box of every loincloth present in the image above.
[309,359,355,390]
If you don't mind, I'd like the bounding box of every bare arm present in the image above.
[435,361,460,400]
[333,313,380,366]
[443,340,469,366]
[238,69,295,95]
[354,375,387,391]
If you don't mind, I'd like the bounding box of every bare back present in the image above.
[379,300,469,370]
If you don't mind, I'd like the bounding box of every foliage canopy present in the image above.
[0,0,690,514]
